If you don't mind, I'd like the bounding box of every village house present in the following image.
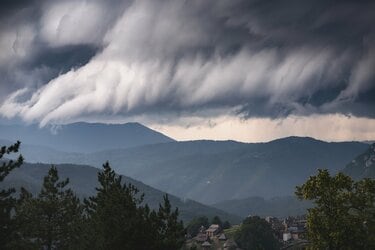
[266,215,307,243]
[194,225,208,243]
[223,239,240,250]
[202,241,212,250]
[206,224,221,238]
[218,233,227,241]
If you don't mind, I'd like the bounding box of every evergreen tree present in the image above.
[186,216,209,237]
[0,144,187,250]
[157,194,185,250]
[0,141,23,249]
[84,162,149,249]
[222,220,231,229]
[84,162,185,250]
[12,166,84,250]
[211,215,223,228]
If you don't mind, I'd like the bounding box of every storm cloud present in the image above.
[0,0,374,126]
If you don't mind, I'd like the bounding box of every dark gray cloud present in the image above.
[0,0,374,125]
[0,0,127,99]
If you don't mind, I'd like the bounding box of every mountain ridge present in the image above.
[0,122,174,153]
[3,135,367,204]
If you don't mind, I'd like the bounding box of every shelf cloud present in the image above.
[0,0,374,130]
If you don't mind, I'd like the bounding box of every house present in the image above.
[218,233,227,241]
[283,232,292,241]
[202,241,212,250]
[223,239,238,250]
[206,224,220,238]
[281,216,307,241]
[290,229,305,240]
[195,231,208,243]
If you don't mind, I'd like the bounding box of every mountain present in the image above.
[81,137,367,204]
[0,122,174,153]
[212,196,312,218]
[0,162,241,224]
[8,136,368,204]
[342,143,375,179]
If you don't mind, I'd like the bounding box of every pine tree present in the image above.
[157,194,185,250]
[186,216,209,237]
[84,162,148,249]
[12,166,84,250]
[84,162,185,250]
[0,141,23,249]
[211,215,223,228]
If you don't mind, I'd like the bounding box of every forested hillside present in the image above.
[0,162,240,223]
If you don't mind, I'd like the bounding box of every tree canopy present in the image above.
[0,142,186,250]
[0,141,23,249]
[186,216,209,237]
[234,216,280,250]
[296,169,375,249]
[11,167,84,249]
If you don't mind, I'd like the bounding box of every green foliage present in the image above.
[157,194,185,250]
[0,143,186,249]
[186,216,209,237]
[211,215,223,228]
[234,216,280,250]
[84,161,149,249]
[222,220,231,229]
[296,169,375,249]
[0,141,23,249]
[84,162,185,250]
[11,166,84,250]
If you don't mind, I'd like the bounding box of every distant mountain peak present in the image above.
[0,122,174,153]
[268,136,323,145]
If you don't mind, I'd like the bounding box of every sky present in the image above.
[0,0,374,142]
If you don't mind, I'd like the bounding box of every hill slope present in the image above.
[82,138,367,204]
[0,122,174,153]
[0,162,240,223]
[342,143,375,179]
[9,137,368,204]
[212,196,312,218]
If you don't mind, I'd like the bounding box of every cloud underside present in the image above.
[0,0,374,127]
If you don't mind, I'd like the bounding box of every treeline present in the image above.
[0,142,185,250]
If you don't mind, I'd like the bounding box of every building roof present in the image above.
[219,233,227,240]
[206,224,220,232]
[202,241,212,247]
[224,239,238,248]
[195,232,208,242]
